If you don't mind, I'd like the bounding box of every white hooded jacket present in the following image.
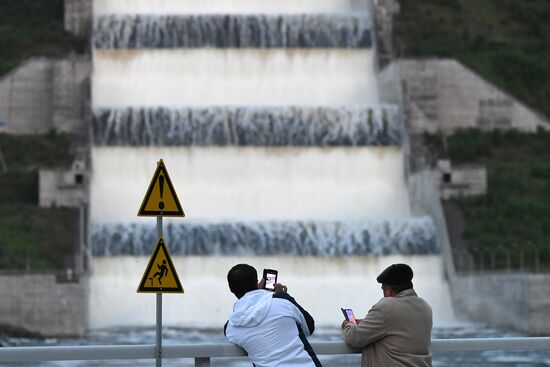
[225,289,321,367]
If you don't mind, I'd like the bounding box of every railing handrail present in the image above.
[1,338,550,362]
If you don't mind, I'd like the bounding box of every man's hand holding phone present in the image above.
[273,283,288,293]
[341,308,357,328]
[260,268,288,293]
[262,269,278,291]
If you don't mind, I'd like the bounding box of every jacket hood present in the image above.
[229,289,273,327]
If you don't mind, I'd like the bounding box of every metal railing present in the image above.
[454,245,542,274]
[1,338,550,366]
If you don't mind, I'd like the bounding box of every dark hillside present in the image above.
[0,132,78,271]
[395,0,550,117]
[0,0,85,77]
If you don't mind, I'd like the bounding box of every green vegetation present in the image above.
[0,131,72,204]
[0,0,86,77]
[425,129,550,270]
[398,1,550,269]
[0,170,38,203]
[395,0,550,117]
[0,205,78,271]
[0,131,73,168]
[0,132,77,271]
[0,131,72,171]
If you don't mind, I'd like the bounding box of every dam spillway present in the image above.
[89,0,452,329]
[92,49,380,107]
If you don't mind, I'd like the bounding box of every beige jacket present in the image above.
[342,289,432,367]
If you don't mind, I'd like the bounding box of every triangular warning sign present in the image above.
[138,159,185,217]
[137,237,184,293]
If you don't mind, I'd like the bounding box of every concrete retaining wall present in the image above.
[372,0,400,67]
[0,59,54,134]
[408,169,456,279]
[0,57,90,135]
[39,168,88,207]
[452,274,550,335]
[52,59,91,134]
[399,59,550,134]
[0,273,88,337]
[438,161,487,199]
[64,0,93,37]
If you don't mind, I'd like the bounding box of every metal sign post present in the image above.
[136,159,186,367]
[156,216,162,367]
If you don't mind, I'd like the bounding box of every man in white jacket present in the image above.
[224,263,322,367]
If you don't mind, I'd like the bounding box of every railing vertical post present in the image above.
[519,251,525,270]
[156,216,163,367]
[195,357,211,367]
[468,252,474,273]
[479,251,484,273]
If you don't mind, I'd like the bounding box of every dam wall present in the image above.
[0,273,87,337]
[452,274,550,336]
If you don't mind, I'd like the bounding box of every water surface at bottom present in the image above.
[2,325,549,366]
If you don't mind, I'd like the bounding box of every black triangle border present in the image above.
[137,237,184,293]
[138,159,185,217]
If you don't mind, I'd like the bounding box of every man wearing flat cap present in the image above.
[341,263,432,367]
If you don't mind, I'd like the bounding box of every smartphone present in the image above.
[263,269,278,291]
[341,308,357,325]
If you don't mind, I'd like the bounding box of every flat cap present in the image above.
[376,264,413,285]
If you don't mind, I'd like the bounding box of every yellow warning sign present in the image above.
[138,159,185,217]
[137,237,184,293]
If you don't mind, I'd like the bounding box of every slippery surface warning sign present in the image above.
[138,159,185,217]
[137,237,184,294]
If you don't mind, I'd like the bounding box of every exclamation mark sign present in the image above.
[158,175,165,210]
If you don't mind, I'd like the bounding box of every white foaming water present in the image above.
[90,147,410,222]
[92,50,379,108]
[89,255,456,329]
[93,0,370,15]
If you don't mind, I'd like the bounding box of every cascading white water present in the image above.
[91,147,411,222]
[93,15,372,49]
[92,50,379,108]
[92,106,402,146]
[91,218,438,256]
[93,0,370,16]
[89,256,455,329]
[90,1,456,331]
[90,147,438,258]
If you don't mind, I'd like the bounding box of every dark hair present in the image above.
[227,264,258,298]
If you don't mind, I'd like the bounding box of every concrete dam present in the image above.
[89,0,453,330]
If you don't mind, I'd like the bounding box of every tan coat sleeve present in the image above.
[342,301,388,348]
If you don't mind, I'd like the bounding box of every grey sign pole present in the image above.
[156,216,163,367]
